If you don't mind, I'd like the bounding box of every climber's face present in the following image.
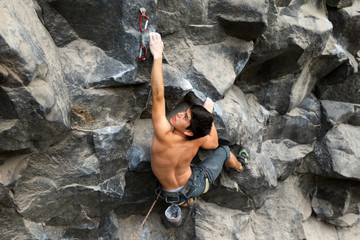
[169,108,192,134]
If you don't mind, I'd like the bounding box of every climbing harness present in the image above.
[155,173,196,207]
[131,189,161,240]
[155,167,209,207]
[138,8,148,61]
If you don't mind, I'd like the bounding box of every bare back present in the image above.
[151,133,204,190]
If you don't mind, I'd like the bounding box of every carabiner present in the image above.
[138,45,146,61]
[139,8,148,32]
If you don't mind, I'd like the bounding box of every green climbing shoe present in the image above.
[237,146,249,169]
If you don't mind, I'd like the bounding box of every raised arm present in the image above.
[149,33,172,137]
[200,98,219,149]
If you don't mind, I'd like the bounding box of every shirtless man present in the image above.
[149,32,248,206]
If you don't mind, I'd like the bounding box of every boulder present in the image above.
[238,0,332,88]
[0,208,34,239]
[326,0,355,8]
[199,176,313,240]
[208,0,268,41]
[299,124,360,180]
[157,0,210,35]
[38,0,157,62]
[0,154,28,187]
[262,139,313,180]
[69,85,149,129]
[194,200,254,240]
[316,72,360,104]
[93,123,133,179]
[265,95,321,145]
[309,176,360,227]
[13,131,125,225]
[323,124,360,180]
[188,37,253,100]
[321,100,360,126]
[59,40,138,89]
[250,176,311,239]
[0,0,71,153]
[204,149,277,210]
[289,35,357,111]
[128,119,153,172]
[214,85,261,145]
[328,1,360,56]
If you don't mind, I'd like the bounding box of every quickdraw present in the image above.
[138,8,148,61]
[139,8,148,32]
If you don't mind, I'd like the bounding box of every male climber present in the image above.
[149,32,249,206]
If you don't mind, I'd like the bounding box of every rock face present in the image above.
[1,0,359,239]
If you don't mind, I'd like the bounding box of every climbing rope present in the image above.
[131,189,162,240]
[138,8,148,61]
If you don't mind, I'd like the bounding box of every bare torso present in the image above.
[151,133,203,190]
[148,33,218,192]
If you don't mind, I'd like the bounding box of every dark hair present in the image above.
[186,105,214,140]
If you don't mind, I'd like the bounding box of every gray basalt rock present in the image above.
[326,0,355,8]
[328,1,360,56]
[299,124,360,180]
[59,40,138,89]
[59,40,149,129]
[69,86,149,129]
[93,123,133,179]
[265,95,321,145]
[316,72,360,104]
[0,207,34,239]
[1,0,360,238]
[194,200,254,240]
[303,215,360,239]
[238,0,332,88]
[38,0,157,63]
[22,219,66,240]
[188,38,253,100]
[209,0,268,41]
[36,0,79,47]
[262,139,313,180]
[309,176,360,227]
[186,24,227,46]
[157,0,210,35]
[12,131,125,225]
[128,119,153,172]
[0,184,5,201]
[323,124,360,180]
[214,85,261,145]
[321,100,360,126]
[0,0,71,153]
[198,176,313,240]
[206,149,277,210]
[0,154,28,188]
[250,176,311,239]
[289,35,358,111]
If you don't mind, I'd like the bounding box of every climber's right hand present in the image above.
[149,32,164,60]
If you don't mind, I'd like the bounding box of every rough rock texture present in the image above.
[1,0,360,239]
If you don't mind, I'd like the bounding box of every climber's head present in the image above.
[169,105,213,140]
[186,105,213,140]
[170,105,213,140]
